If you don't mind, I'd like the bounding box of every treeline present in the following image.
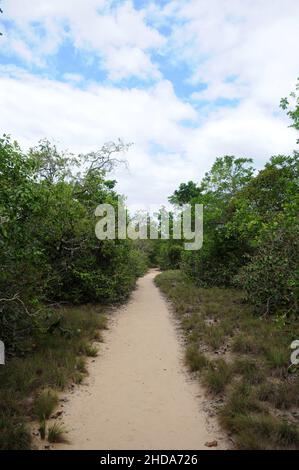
[153,83,299,318]
[0,137,147,355]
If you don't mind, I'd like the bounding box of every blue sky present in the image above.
[0,0,298,206]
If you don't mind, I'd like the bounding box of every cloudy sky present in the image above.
[0,0,298,206]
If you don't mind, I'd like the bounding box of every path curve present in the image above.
[53,270,227,450]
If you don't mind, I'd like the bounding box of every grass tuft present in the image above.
[47,422,66,443]
[185,344,210,372]
[232,358,265,384]
[38,419,47,440]
[155,270,299,450]
[203,359,232,394]
[34,389,59,421]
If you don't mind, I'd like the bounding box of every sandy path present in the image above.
[53,270,227,450]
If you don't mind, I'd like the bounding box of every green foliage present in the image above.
[226,152,299,316]
[236,219,299,315]
[168,181,201,206]
[177,155,254,286]
[280,77,299,143]
[167,90,299,315]
[158,242,183,270]
[0,136,147,353]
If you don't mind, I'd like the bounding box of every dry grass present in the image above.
[34,389,59,421]
[155,270,299,450]
[0,304,107,450]
[47,422,67,443]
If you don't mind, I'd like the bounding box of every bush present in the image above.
[236,220,299,316]
[158,243,183,270]
[0,136,148,353]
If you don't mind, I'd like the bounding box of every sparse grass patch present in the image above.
[223,382,261,417]
[276,421,299,447]
[185,344,210,372]
[232,334,257,354]
[0,305,107,450]
[232,358,265,384]
[155,270,299,450]
[203,359,232,394]
[265,347,289,373]
[204,325,226,350]
[0,413,31,450]
[256,380,299,410]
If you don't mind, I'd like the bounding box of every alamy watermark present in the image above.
[290,340,299,366]
[95,198,203,251]
[0,341,5,365]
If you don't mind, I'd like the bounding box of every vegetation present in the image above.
[153,85,298,449]
[47,422,66,443]
[155,270,299,449]
[154,81,299,319]
[0,305,106,449]
[34,389,59,421]
[0,67,298,450]
[0,137,148,354]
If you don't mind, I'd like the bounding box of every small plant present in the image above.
[76,357,87,373]
[185,344,209,372]
[203,359,232,394]
[38,419,46,440]
[93,331,102,342]
[73,371,84,384]
[222,382,260,417]
[233,358,265,384]
[276,421,299,447]
[257,381,299,410]
[34,389,59,421]
[204,325,226,350]
[79,341,98,357]
[84,344,98,357]
[47,423,66,443]
[232,334,256,353]
[265,347,289,374]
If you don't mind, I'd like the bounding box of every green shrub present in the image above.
[236,221,299,316]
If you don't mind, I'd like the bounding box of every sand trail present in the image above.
[53,270,227,450]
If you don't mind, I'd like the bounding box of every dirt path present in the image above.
[53,270,228,450]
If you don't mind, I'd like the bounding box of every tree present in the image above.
[0,5,3,36]
[0,136,146,354]
[168,181,201,206]
[170,156,254,286]
[280,78,299,142]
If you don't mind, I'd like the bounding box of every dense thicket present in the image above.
[0,137,147,354]
[157,84,299,317]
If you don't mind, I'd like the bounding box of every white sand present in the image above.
[53,270,228,450]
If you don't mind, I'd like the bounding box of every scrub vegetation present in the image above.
[0,77,298,449]
[0,138,147,449]
[154,85,299,449]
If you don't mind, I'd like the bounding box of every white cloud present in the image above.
[161,0,299,110]
[0,66,296,207]
[2,0,164,80]
[0,1,298,206]
[103,46,161,81]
